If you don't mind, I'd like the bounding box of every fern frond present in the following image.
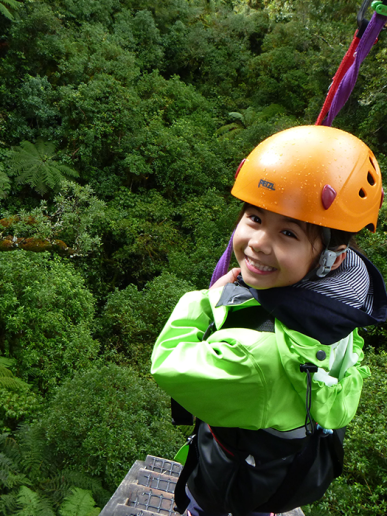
[0,492,18,516]
[16,486,55,516]
[228,111,245,123]
[56,164,79,178]
[0,4,13,21]
[61,469,109,504]
[0,357,15,368]
[1,434,23,466]
[0,376,29,391]
[0,359,29,391]
[59,488,100,516]
[0,0,21,8]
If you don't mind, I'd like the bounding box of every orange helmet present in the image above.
[231,125,383,232]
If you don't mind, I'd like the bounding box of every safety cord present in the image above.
[300,364,318,436]
[315,32,360,125]
[322,6,387,126]
[316,0,387,126]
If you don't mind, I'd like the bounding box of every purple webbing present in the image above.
[209,231,235,287]
[324,12,387,126]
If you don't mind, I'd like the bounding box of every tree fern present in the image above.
[59,488,100,516]
[0,0,21,21]
[7,140,79,195]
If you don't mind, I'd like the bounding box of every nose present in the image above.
[248,229,272,255]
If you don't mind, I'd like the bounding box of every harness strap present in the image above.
[174,419,201,514]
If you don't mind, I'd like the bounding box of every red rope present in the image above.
[208,425,235,457]
[316,31,360,125]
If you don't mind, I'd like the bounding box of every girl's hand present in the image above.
[209,267,241,290]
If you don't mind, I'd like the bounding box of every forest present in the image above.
[0,0,386,514]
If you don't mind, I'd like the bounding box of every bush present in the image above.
[0,251,99,393]
[98,271,194,368]
[42,364,182,491]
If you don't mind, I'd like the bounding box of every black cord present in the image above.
[304,369,314,436]
[300,363,318,435]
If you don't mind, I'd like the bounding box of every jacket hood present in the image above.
[244,249,387,345]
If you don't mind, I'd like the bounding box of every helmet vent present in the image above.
[367,172,375,186]
[359,188,366,198]
[369,156,376,171]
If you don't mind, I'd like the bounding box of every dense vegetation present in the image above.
[0,1,386,515]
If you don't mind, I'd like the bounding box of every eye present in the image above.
[249,214,261,224]
[282,229,297,238]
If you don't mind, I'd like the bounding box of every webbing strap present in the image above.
[322,11,387,126]
[174,419,201,514]
[209,230,235,287]
[315,31,360,126]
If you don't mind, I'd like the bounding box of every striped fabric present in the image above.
[295,249,373,315]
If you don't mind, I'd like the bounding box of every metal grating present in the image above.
[138,470,177,494]
[145,456,182,478]
[126,489,178,516]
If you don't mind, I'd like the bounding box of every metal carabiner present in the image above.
[357,0,374,38]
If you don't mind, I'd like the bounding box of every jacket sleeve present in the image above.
[276,322,370,429]
[151,289,268,429]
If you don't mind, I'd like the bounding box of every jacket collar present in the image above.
[247,251,387,345]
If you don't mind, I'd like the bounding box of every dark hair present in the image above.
[237,203,357,250]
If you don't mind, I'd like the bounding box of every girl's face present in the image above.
[233,205,323,290]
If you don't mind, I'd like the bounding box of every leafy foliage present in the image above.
[42,364,183,491]
[0,357,41,433]
[98,271,194,370]
[0,425,108,516]
[0,251,99,392]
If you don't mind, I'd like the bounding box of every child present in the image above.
[151,126,387,516]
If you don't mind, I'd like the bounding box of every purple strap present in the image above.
[209,231,235,287]
[324,12,386,126]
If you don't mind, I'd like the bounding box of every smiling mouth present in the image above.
[245,256,277,273]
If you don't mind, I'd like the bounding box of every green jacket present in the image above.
[151,284,370,431]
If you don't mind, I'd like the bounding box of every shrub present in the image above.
[98,271,194,368]
[42,364,183,491]
[0,251,99,393]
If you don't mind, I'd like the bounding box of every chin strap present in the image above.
[315,228,348,278]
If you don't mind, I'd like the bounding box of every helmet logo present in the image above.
[321,184,337,210]
[258,179,275,191]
